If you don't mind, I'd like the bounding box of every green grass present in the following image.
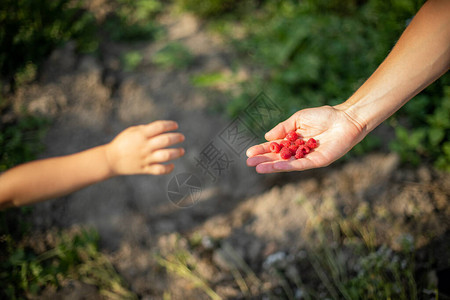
[0,114,49,172]
[104,0,164,42]
[122,50,144,72]
[0,0,98,89]
[0,225,137,299]
[156,251,221,300]
[152,42,194,70]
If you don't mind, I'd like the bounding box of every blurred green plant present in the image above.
[152,42,193,70]
[191,72,229,88]
[0,0,98,89]
[104,0,164,42]
[0,225,136,299]
[0,0,167,90]
[156,251,221,300]
[0,115,49,172]
[174,0,254,18]
[122,51,143,72]
[391,85,450,170]
[303,222,419,300]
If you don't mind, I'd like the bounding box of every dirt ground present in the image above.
[12,10,450,300]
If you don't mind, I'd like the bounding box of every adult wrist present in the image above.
[333,100,370,136]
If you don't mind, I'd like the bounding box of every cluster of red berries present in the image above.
[269,130,318,160]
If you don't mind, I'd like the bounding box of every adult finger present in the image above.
[254,159,308,173]
[272,151,326,172]
[142,120,179,138]
[246,153,280,166]
[264,113,298,141]
[253,151,325,173]
[246,142,272,157]
[271,158,315,172]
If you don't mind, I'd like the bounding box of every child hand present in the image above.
[105,120,185,175]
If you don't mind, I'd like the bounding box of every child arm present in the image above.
[0,120,184,209]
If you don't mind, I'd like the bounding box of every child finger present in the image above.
[147,133,185,150]
[148,148,185,164]
[144,163,175,175]
[142,120,179,138]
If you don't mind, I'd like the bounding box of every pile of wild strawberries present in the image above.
[269,130,318,159]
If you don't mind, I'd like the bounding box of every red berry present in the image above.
[295,139,305,146]
[289,144,299,155]
[286,130,299,142]
[269,142,282,153]
[306,138,318,149]
[298,145,311,155]
[280,140,291,148]
[280,147,292,159]
[303,146,311,154]
[275,136,318,160]
[295,147,305,159]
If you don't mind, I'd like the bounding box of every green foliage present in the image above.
[0,115,49,172]
[156,250,222,300]
[224,0,424,114]
[304,243,418,300]
[391,82,450,169]
[0,225,137,299]
[174,0,258,18]
[104,0,164,42]
[0,0,168,89]
[152,42,193,70]
[349,134,383,158]
[343,244,417,299]
[122,51,143,71]
[191,72,229,87]
[390,126,427,166]
[0,0,98,88]
[14,62,38,87]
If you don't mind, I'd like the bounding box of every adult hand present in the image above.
[246,105,366,173]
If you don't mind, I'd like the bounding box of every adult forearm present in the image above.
[335,0,450,134]
[0,145,113,209]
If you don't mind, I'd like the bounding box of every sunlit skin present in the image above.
[247,0,450,173]
[0,120,185,209]
[247,106,364,173]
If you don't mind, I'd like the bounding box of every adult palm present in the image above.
[246,105,366,173]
